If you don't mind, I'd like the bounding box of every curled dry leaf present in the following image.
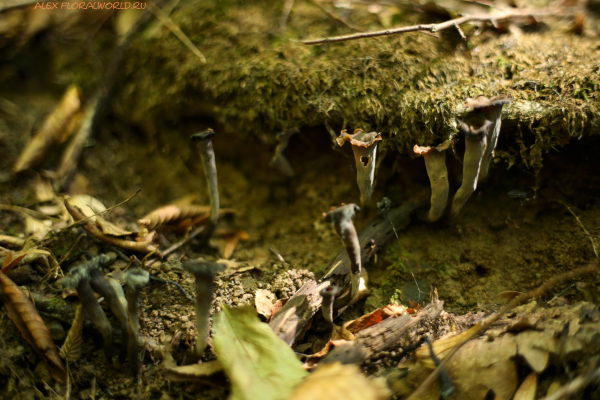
[0,271,67,383]
[14,85,82,173]
[59,303,84,361]
[223,230,249,259]
[288,361,389,400]
[1,252,27,274]
[164,360,223,381]
[0,235,25,249]
[213,305,308,400]
[255,289,276,320]
[64,200,157,254]
[343,304,407,334]
[67,194,133,236]
[138,204,235,231]
[513,372,537,400]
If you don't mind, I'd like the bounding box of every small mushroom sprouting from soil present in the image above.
[62,256,114,362]
[191,129,220,246]
[319,285,339,331]
[450,112,492,218]
[123,267,149,376]
[88,257,129,364]
[337,129,382,207]
[323,203,361,305]
[182,260,225,356]
[414,141,452,222]
[464,95,512,182]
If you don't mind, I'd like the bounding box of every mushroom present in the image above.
[337,129,382,207]
[62,256,113,362]
[182,260,225,356]
[191,129,220,246]
[88,259,129,364]
[464,95,512,182]
[413,141,452,222]
[319,285,339,332]
[323,203,361,306]
[123,268,149,376]
[450,112,492,217]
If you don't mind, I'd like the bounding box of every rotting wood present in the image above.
[320,300,444,365]
[269,280,331,346]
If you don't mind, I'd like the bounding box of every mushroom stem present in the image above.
[62,257,113,362]
[324,204,361,306]
[319,285,339,331]
[182,260,225,356]
[450,114,492,217]
[191,129,220,246]
[337,130,382,207]
[123,268,149,376]
[88,261,129,365]
[414,141,451,222]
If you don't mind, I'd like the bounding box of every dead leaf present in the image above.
[343,304,407,334]
[255,289,276,320]
[223,230,249,259]
[0,235,25,249]
[59,303,84,361]
[0,271,66,383]
[14,85,82,173]
[213,305,308,400]
[164,360,223,381]
[499,291,525,301]
[35,174,56,203]
[288,361,389,400]
[513,372,537,400]
[269,297,289,320]
[1,252,27,274]
[138,204,235,231]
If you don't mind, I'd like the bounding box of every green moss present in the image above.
[98,0,600,169]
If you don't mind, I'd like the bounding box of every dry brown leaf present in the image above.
[269,297,289,321]
[223,230,249,259]
[35,174,56,203]
[95,217,134,237]
[513,372,537,400]
[343,304,407,334]
[288,362,389,400]
[1,252,27,274]
[0,204,62,222]
[0,235,25,249]
[59,303,84,361]
[14,85,82,173]
[0,271,67,383]
[499,291,525,301]
[65,200,157,254]
[255,289,276,320]
[138,204,235,231]
[415,324,481,369]
[164,360,223,381]
[67,194,106,220]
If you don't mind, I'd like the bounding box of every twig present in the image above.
[62,190,141,232]
[556,200,599,259]
[279,0,295,31]
[541,364,600,400]
[149,274,195,303]
[454,23,466,40]
[407,263,597,400]
[310,0,362,32]
[146,224,206,267]
[301,9,558,45]
[148,1,207,63]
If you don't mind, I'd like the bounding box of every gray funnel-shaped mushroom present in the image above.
[450,112,492,218]
[337,129,382,207]
[464,95,512,182]
[414,140,452,222]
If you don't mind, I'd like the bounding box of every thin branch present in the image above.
[148,0,207,63]
[301,9,558,45]
[145,224,206,267]
[454,23,466,40]
[407,263,597,400]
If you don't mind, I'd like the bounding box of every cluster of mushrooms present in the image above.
[60,95,511,374]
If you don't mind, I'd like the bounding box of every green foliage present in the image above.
[213,305,308,400]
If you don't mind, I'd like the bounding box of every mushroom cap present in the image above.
[62,255,110,288]
[456,112,492,140]
[413,140,453,155]
[465,94,512,110]
[182,260,225,277]
[320,285,340,298]
[336,129,382,148]
[376,197,392,215]
[191,128,216,141]
[324,203,360,223]
[123,268,150,289]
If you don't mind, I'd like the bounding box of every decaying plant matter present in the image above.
[414,141,452,222]
[337,130,382,207]
[124,268,149,375]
